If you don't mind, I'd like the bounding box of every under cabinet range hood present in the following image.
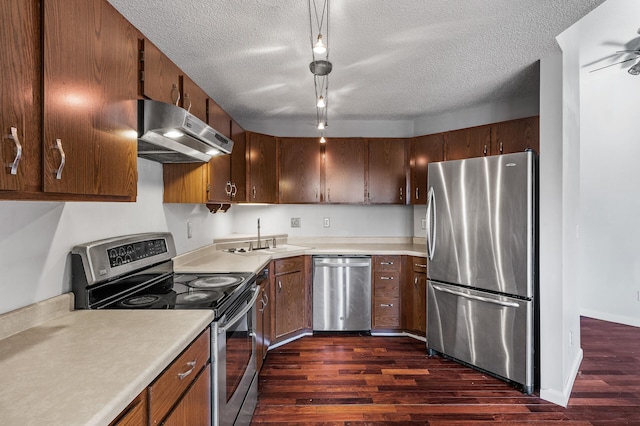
[137,99,234,163]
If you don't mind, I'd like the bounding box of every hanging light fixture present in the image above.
[308,0,331,138]
[629,60,640,75]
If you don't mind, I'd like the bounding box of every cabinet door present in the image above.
[207,100,232,202]
[140,38,181,105]
[367,138,408,204]
[444,125,492,161]
[230,120,247,202]
[324,138,365,203]
[279,137,321,203]
[181,75,208,123]
[162,364,211,426]
[0,0,41,193]
[163,163,208,203]
[411,271,427,335]
[274,271,305,339]
[109,391,148,426]
[247,132,277,203]
[43,0,137,197]
[493,116,539,155]
[411,133,444,205]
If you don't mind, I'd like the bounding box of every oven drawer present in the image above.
[149,328,210,425]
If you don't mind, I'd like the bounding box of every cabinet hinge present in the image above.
[139,70,145,82]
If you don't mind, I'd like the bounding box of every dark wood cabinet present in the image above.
[367,138,408,204]
[247,132,278,203]
[181,75,208,123]
[0,0,41,194]
[230,120,247,202]
[272,257,306,341]
[410,133,444,205]
[372,255,402,330]
[256,278,271,372]
[278,137,321,203]
[162,364,211,426]
[163,163,208,203]
[493,116,539,155]
[324,138,366,203]
[206,100,233,203]
[109,391,147,426]
[140,38,181,106]
[444,125,493,160]
[42,0,137,198]
[402,256,427,336]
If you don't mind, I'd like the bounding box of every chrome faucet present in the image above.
[257,218,261,249]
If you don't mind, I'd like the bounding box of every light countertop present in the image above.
[0,294,213,426]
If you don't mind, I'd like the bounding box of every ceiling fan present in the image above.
[589,28,640,75]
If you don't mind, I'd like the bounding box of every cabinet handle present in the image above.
[414,277,418,288]
[327,188,331,202]
[177,360,197,380]
[278,280,282,292]
[499,142,503,154]
[483,144,487,155]
[184,93,192,112]
[171,84,180,106]
[415,187,419,200]
[380,261,394,266]
[380,303,394,307]
[399,187,403,201]
[252,186,256,199]
[231,183,237,198]
[415,263,427,268]
[315,188,318,200]
[225,181,232,196]
[6,127,22,175]
[263,293,269,306]
[380,276,394,280]
[53,138,66,180]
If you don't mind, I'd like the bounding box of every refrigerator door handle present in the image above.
[431,284,520,308]
[426,187,437,261]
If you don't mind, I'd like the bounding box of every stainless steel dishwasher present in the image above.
[313,256,372,331]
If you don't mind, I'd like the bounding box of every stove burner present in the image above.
[176,290,225,306]
[189,276,244,288]
[119,295,161,308]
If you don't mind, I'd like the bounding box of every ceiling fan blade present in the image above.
[589,57,638,73]
[616,50,640,54]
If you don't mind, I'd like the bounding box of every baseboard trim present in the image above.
[540,347,583,407]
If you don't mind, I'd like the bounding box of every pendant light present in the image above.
[308,0,331,134]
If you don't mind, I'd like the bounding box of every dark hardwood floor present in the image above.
[252,317,640,425]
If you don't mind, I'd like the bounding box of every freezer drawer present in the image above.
[427,280,533,392]
[313,256,371,331]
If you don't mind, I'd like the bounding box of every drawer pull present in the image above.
[177,360,197,380]
[380,303,394,307]
[53,138,66,180]
[415,263,427,268]
[380,261,394,265]
[380,276,394,280]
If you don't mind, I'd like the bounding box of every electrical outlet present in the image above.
[421,218,427,230]
[187,222,193,239]
[291,217,301,228]
[323,217,330,228]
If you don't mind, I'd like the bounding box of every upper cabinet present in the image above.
[444,125,493,160]
[493,116,539,155]
[410,134,444,205]
[0,0,41,193]
[206,100,233,203]
[367,138,408,204]
[324,138,366,203]
[247,132,278,203]
[139,38,181,106]
[230,120,247,202]
[42,0,137,198]
[181,75,208,123]
[278,137,321,203]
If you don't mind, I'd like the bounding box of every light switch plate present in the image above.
[323,217,330,228]
[421,218,427,230]
[187,222,193,239]
[291,217,301,228]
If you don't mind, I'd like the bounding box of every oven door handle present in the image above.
[217,287,260,334]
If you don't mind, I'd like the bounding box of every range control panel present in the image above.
[107,238,168,267]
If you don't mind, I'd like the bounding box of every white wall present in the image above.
[573,0,640,326]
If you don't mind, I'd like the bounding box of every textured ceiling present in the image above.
[106,0,605,126]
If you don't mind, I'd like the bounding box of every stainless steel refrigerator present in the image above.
[426,151,536,394]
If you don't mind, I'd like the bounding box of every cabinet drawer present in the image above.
[373,255,401,272]
[373,297,400,328]
[274,256,304,275]
[110,391,147,426]
[149,329,210,425]
[411,257,427,273]
[374,276,400,298]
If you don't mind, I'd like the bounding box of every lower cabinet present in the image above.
[272,256,308,342]
[256,278,271,371]
[162,364,211,426]
[109,391,147,426]
[372,255,402,330]
[403,257,427,336]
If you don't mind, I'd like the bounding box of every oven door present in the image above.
[213,285,260,426]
